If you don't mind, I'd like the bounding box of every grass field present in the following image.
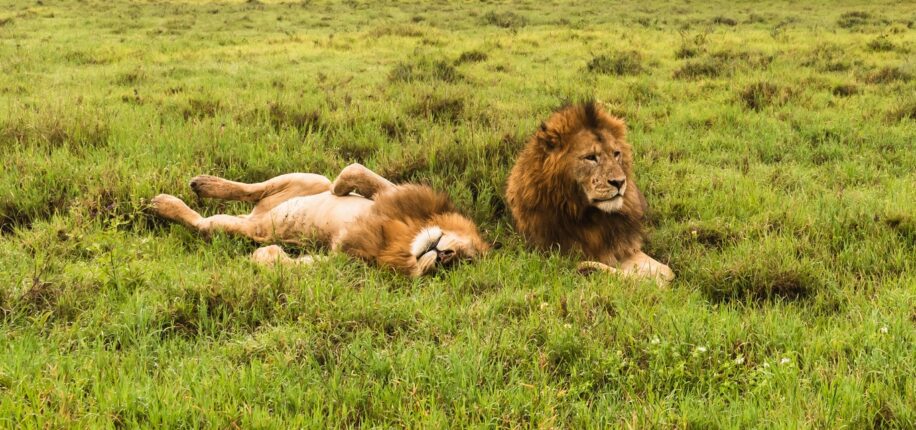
[1,0,914,427]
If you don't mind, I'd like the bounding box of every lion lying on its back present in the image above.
[506,102,674,282]
[151,164,488,277]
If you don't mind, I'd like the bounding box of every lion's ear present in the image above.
[601,114,628,142]
[535,122,560,150]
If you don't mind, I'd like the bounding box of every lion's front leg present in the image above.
[331,163,395,199]
[619,251,674,283]
[251,245,320,266]
[576,260,621,275]
[577,252,673,284]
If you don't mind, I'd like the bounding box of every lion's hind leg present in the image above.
[151,194,203,228]
[151,194,258,239]
[190,175,261,202]
[191,173,331,207]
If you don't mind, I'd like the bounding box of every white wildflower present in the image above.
[650,337,660,345]
[734,356,745,365]
[879,326,888,334]
[695,346,707,353]
[780,357,791,365]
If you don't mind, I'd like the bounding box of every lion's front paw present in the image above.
[411,251,438,277]
[330,178,354,197]
[577,261,619,275]
[656,264,675,283]
[622,259,674,285]
[251,245,286,265]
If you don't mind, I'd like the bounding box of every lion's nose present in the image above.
[608,178,626,190]
[437,249,455,264]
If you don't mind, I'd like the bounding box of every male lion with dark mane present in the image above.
[151,164,488,277]
[506,102,674,283]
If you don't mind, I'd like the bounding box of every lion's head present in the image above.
[338,185,489,276]
[506,102,647,260]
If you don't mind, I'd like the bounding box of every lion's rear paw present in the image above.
[150,194,185,217]
[189,175,223,198]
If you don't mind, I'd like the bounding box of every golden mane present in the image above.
[506,102,647,262]
[337,185,487,274]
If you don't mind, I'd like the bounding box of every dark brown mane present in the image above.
[506,102,646,262]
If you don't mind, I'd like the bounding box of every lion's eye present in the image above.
[584,154,598,162]
[613,151,622,160]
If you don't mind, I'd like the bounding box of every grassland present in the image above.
[1,0,914,427]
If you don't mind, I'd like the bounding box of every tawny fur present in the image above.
[150,164,487,277]
[506,102,674,282]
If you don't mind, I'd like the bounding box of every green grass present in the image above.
[1,0,914,427]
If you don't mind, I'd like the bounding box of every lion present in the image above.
[505,102,674,282]
[150,164,488,277]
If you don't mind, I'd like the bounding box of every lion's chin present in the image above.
[593,195,624,213]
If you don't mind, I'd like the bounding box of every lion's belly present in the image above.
[257,192,374,244]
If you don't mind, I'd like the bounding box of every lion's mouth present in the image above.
[592,194,622,203]
[411,227,457,266]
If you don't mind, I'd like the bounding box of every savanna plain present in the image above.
[0,0,914,427]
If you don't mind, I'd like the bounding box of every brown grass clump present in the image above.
[586,51,644,76]
[861,66,911,84]
[483,11,526,29]
[0,106,109,151]
[409,95,464,123]
[389,59,462,83]
[831,84,858,97]
[739,82,793,110]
